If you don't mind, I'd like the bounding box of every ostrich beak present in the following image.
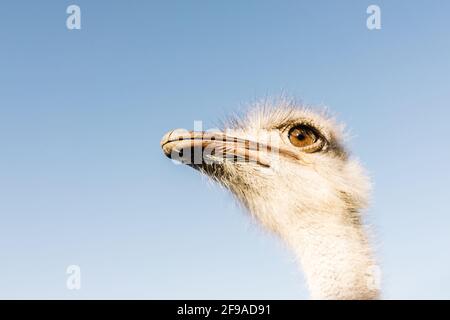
[160,128,271,167]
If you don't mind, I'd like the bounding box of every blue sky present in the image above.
[0,1,449,299]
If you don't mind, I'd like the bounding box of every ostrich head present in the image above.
[161,99,379,300]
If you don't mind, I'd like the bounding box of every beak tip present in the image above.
[160,130,174,148]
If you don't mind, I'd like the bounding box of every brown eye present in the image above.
[288,125,319,148]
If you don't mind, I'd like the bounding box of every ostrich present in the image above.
[160,99,380,300]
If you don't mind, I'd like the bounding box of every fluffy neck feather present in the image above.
[227,172,380,300]
[281,211,379,299]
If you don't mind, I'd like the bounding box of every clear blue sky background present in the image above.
[0,1,449,299]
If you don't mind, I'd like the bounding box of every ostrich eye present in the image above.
[288,125,319,148]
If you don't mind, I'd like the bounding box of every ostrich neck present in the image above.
[265,206,380,300]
